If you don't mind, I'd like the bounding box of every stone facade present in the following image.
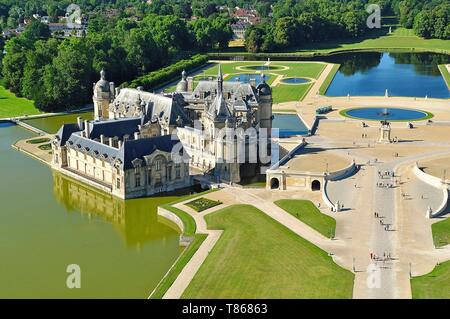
[53,65,272,197]
[52,117,191,199]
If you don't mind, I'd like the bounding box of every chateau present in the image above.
[51,66,273,198]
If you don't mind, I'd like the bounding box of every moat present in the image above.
[0,122,183,298]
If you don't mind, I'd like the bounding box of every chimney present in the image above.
[249,77,256,88]
[134,132,140,140]
[118,140,123,148]
[123,134,129,141]
[109,137,113,147]
[115,87,120,97]
[137,86,143,91]
[77,117,84,130]
[187,77,193,93]
[109,82,115,97]
[84,120,89,138]
[100,134,105,144]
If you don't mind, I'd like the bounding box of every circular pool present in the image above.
[241,65,286,71]
[341,107,433,121]
[281,77,310,84]
[194,75,216,81]
[229,73,270,85]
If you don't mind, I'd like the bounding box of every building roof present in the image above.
[110,88,189,125]
[87,117,142,140]
[121,135,179,170]
[55,123,82,147]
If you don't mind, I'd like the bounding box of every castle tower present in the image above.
[256,74,273,134]
[93,69,114,120]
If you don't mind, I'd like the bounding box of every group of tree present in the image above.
[244,0,369,53]
[376,0,449,39]
[1,3,233,111]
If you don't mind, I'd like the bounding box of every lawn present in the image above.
[163,61,328,103]
[431,217,450,248]
[411,260,450,299]
[0,86,40,118]
[438,65,450,89]
[26,137,51,144]
[186,197,222,212]
[272,83,313,104]
[319,64,340,95]
[182,204,353,298]
[275,200,336,238]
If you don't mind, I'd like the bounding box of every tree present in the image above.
[244,26,264,53]
[2,37,32,94]
[273,17,299,48]
[21,38,58,101]
[22,19,51,41]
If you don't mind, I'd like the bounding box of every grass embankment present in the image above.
[150,189,217,299]
[182,204,353,298]
[164,61,327,104]
[275,200,336,238]
[0,86,40,118]
[432,217,450,248]
[319,64,340,95]
[411,260,450,299]
[438,65,450,89]
[213,28,450,58]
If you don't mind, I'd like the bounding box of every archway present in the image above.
[312,180,321,191]
[270,178,280,189]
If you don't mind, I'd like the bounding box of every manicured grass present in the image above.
[38,143,52,151]
[186,197,222,212]
[438,65,450,89]
[164,61,327,103]
[432,217,450,248]
[319,64,340,95]
[150,233,207,299]
[272,83,313,104]
[411,260,450,299]
[275,200,336,238]
[182,204,353,298]
[149,188,219,298]
[0,86,40,118]
[26,137,50,144]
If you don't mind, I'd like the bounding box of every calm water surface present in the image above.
[23,112,94,133]
[325,52,450,98]
[272,114,309,137]
[0,123,182,298]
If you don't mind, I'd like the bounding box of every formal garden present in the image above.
[164,60,330,104]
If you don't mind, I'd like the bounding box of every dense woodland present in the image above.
[0,0,448,111]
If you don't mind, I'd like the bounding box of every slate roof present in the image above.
[55,123,82,147]
[62,121,180,170]
[87,117,142,140]
[110,88,189,125]
[120,135,179,170]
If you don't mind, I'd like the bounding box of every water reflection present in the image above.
[52,172,184,247]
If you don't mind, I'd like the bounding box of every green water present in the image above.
[23,112,94,133]
[0,123,183,298]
